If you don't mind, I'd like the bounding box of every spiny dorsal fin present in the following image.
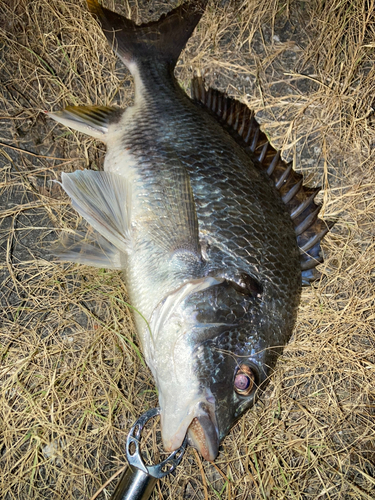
[191,77,334,284]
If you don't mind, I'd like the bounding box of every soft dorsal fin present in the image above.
[191,77,334,284]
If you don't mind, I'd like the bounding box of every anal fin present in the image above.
[48,105,122,141]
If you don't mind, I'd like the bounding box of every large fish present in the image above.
[49,0,330,461]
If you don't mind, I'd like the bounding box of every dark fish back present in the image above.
[191,77,333,284]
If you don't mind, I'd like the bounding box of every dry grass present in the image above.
[1,0,374,498]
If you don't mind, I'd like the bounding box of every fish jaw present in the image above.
[187,410,220,461]
[160,394,219,461]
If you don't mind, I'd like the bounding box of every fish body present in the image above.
[50,1,328,461]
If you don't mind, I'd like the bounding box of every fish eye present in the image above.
[234,364,255,396]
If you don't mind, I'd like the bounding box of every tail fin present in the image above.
[87,0,206,71]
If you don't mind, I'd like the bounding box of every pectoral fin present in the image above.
[146,161,202,264]
[48,106,122,141]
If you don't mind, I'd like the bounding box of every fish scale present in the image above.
[119,73,299,293]
[49,0,328,462]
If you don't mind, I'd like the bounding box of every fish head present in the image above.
[190,323,274,457]
[150,276,287,461]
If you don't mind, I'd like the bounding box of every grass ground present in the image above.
[0,0,374,498]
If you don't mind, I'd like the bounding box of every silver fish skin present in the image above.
[49,0,301,461]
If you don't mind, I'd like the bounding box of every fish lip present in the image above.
[187,403,219,461]
[161,400,219,461]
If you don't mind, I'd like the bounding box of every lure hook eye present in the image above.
[234,364,255,396]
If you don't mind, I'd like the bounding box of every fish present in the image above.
[48,0,331,461]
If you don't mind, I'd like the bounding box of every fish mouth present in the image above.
[187,410,220,461]
[162,401,219,461]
